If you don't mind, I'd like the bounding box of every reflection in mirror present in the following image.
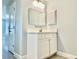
[47,10,57,25]
[28,2,47,27]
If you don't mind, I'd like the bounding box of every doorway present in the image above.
[8,5,16,54]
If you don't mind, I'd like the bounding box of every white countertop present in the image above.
[26,28,57,33]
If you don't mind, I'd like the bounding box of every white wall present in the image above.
[58,0,77,55]
[47,0,77,55]
[15,0,23,55]
[17,0,33,56]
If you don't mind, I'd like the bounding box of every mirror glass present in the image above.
[28,3,46,26]
[47,10,57,25]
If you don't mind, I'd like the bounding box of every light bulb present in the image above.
[33,0,45,9]
[38,2,45,9]
[33,0,38,7]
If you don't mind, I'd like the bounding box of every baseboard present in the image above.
[14,52,27,59]
[45,50,57,59]
[57,51,77,59]
[22,55,27,59]
[51,50,57,55]
[12,50,77,59]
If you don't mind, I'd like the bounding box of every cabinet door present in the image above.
[38,39,49,59]
[50,38,57,55]
[27,33,38,59]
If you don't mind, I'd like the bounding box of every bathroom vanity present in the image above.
[27,1,57,59]
[27,32,57,59]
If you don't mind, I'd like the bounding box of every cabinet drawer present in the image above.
[38,33,57,40]
[45,34,57,38]
[38,33,45,39]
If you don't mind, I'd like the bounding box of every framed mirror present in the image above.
[47,9,57,25]
[28,6,46,26]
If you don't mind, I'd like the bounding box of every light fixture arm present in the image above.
[37,0,40,2]
[33,0,45,9]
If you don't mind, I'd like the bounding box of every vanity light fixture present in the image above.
[33,0,45,9]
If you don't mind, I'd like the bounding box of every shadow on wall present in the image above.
[57,33,65,52]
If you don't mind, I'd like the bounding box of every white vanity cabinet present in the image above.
[27,32,57,59]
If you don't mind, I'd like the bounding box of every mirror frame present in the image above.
[47,10,57,25]
[28,1,47,27]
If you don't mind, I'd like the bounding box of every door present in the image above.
[8,6,16,53]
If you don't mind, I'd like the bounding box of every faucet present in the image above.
[39,28,42,32]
